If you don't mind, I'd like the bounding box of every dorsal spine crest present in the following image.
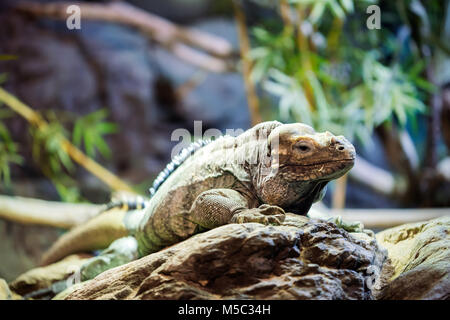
[149,136,227,196]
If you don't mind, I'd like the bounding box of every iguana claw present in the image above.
[231,205,285,226]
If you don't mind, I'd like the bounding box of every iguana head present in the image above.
[255,122,355,214]
[268,123,355,181]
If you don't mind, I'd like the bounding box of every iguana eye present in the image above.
[299,145,309,151]
[296,144,311,152]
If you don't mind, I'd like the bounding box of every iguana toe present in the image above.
[231,205,285,226]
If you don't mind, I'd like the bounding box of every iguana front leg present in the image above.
[189,188,285,229]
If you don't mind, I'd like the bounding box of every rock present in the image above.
[10,253,93,296]
[129,0,213,23]
[53,280,93,301]
[374,216,450,300]
[65,214,386,300]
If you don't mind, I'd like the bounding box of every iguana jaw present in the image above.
[278,159,354,181]
[267,123,355,182]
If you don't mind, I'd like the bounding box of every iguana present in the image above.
[40,121,358,285]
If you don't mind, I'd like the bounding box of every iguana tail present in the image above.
[41,209,128,266]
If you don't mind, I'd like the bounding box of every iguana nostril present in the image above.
[337,145,345,151]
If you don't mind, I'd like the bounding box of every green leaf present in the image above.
[0,117,23,186]
[408,60,425,77]
[71,109,118,159]
[306,70,330,121]
[0,73,8,84]
[72,121,83,147]
[328,0,345,19]
[309,3,326,24]
[339,0,354,13]
[94,136,111,158]
[97,122,118,135]
[84,132,95,158]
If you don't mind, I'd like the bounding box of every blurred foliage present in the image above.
[0,73,7,84]
[72,109,118,159]
[28,109,118,201]
[0,103,118,201]
[0,59,21,188]
[249,0,447,144]
[29,112,78,201]
[0,107,23,187]
[31,116,74,176]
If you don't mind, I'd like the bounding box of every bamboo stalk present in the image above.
[0,86,45,125]
[0,87,134,193]
[59,140,133,192]
[279,0,294,33]
[232,0,262,126]
[294,3,315,110]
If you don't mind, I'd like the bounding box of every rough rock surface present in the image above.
[375,216,450,300]
[65,214,386,300]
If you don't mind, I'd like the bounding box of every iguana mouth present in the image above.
[279,159,354,168]
[279,159,354,181]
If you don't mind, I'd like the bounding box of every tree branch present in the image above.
[170,43,231,73]
[14,1,235,73]
[0,195,102,229]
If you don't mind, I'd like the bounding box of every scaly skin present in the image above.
[41,121,356,282]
